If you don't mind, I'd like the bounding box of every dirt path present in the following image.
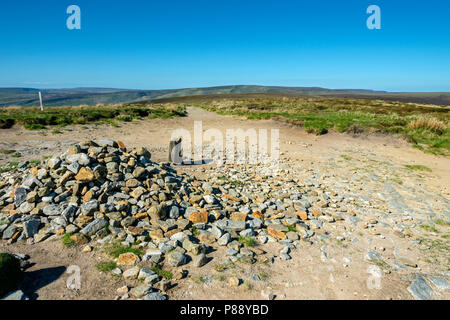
[1,107,449,300]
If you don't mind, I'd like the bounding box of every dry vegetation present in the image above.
[0,94,449,155]
[178,95,449,155]
[0,103,186,130]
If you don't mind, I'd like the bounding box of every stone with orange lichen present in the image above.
[135,212,148,219]
[117,253,140,266]
[83,189,94,202]
[267,227,287,240]
[310,210,322,218]
[189,211,208,224]
[70,233,88,245]
[252,211,264,219]
[230,212,247,221]
[297,211,308,220]
[224,194,240,202]
[75,167,95,182]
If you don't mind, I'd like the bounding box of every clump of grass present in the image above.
[214,274,225,281]
[10,153,21,158]
[258,272,269,280]
[192,96,449,155]
[340,154,352,161]
[95,261,117,273]
[405,164,432,172]
[408,117,447,134]
[418,237,449,267]
[191,225,199,236]
[217,175,244,187]
[420,224,439,233]
[214,261,235,272]
[391,178,403,185]
[107,243,144,258]
[51,129,62,134]
[286,225,297,232]
[62,233,76,247]
[238,236,257,247]
[0,149,15,155]
[190,275,206,284]
[0,162,18,173]
[150,264,173,279]
[0,104,187,131]
[435,219,450,227]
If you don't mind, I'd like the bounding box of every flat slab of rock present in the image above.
[408,274,433,300]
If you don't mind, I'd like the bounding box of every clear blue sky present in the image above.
[0,0,449,91]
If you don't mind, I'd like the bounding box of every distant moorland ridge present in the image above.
[0,85,449,106]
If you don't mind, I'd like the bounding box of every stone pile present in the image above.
[0,140,345,299]
[0,140,328,251]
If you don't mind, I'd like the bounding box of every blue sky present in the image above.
[0,0,449,91]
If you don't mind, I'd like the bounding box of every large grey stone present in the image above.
[168,252,187,267]
[43,204,62,216]
[23,219,40,238]
[428,276,450,291]
[14,187,28,207]
[408,274,433,300]
[144,292,167,300]
[80,219,108,236]
[81,200,99,216]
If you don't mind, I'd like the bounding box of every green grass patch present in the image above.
[150,264,173,280]
[286,225,297,232]
[0,104,187,131]
[214,261,235,272]
[95,261,117,273]
[405,164,432,172]
[340,154,352,161]
[190,275,206,284]
[0,149,16,155]
[435,219,450,227]
[107,243,144,258]
[258,272,269,280]
[191,225,199,237]
[420,224,440,233]
[238,236,257,247]
[62,233,76,247]
[192,96,449,155]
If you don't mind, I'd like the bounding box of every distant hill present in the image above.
[0,85,449,106]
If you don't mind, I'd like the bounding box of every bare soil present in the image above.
[1,107,449,300]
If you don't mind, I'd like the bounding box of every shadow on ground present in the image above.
[19,266,66,300]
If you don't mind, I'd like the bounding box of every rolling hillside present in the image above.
[0,85,449,107]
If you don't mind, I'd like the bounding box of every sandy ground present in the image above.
[1,107,449,300]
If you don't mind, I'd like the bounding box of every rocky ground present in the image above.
[0,107,449,300]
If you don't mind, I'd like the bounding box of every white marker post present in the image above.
[38,91,44,111]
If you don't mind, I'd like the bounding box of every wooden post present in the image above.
[38,91,44,111]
